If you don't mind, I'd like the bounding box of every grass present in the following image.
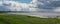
[0,14,60,24]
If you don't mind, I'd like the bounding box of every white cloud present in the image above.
[30,0,38,7]
[54,7,60,12]
[0,0,38,11]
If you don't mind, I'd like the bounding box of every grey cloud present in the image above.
[33,0,60,12]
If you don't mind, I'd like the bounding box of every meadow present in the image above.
[0,14,60,24]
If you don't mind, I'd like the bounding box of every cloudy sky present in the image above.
[0,0,60,13]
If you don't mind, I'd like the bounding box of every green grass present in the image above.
[0,14,60,24]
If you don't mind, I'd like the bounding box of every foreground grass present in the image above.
[0,14,60,24]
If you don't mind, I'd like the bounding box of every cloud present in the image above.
[54,7,60,12]
[31,0,60,12]
[0,0,60,12]
[0,0,38,11]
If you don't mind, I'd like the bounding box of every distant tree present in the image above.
[0,11,7,13]
[56,16,60,18]
[0,11,3,13]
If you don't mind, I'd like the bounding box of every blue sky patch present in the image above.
[13,0,32,3]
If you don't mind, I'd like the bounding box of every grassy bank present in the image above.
[0,14,60,24]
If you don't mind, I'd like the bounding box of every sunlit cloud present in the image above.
[0,0,38,11]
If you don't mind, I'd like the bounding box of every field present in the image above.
[0,14,60,24]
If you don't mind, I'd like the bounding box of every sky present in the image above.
[0,0,32,3]
[14,0,32,3]
[0,0,36,11]
[0,0,60,12]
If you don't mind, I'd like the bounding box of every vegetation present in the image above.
[0,11,7,13]
[0,14,60,24]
